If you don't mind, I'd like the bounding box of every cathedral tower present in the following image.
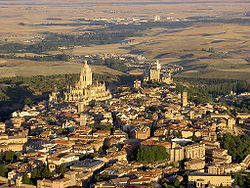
[79,60,92,88]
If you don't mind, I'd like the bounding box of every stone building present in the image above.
[162,72,173,84]
[133,80,142,88]
[184,159,205,171]
[144,60,172,84]
[150,69,161,82]
[150,60,161,82]
[0,122,5,133]
[64,61,112,109]
[184,143,205,160]
[49,87,60,103]
[37,171,76,188]
[207,164,225,175]
[241,154,250,168]
[188,173,232,188]
[154,15,161,21]
[130,126,150,140]
[182,90,188,107]
[212,149,232,164]
[70,159,104,172]
[189,111,194,120]
[227,118,236,129]
[168,147,185,163]
[0,134,28,152]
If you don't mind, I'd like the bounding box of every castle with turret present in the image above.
[144,60,173,84]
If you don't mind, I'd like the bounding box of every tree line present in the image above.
[0,54,70,62]
[0,28,142,54]
[174,77,250,104]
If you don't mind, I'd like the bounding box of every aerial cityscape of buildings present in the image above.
[0,0,250,187]
[0,58,249,188]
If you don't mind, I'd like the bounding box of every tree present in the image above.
[104,140,111,149]
[218,133,250,162]
[58,164,67,176]
[132,146,169,163]
[162,183,168,188]
[162,183,175,188]
[104,124,113,131]
[234,173,248,187]
[5,151,15,162]
[5,151,19,163]
[174,180,181,187]
[190,135,200,143]
[30,164,52,185]
[40,165,51,178]
[133,98,144,104]
[0,165,8,177]
[145,114,153,120]
[22,172,33,185]
[96,173,110,182]
[79,154,93,161]
[176,131,182,138]
[57,128,69,135]
[24,97,34,105]
[98,147,103,155]
[31,169,39,179]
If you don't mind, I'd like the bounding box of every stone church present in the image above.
[64,61,112,108]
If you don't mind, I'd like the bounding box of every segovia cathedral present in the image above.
[62,61,112,111]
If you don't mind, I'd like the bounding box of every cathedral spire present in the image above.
[79,60,92,88]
